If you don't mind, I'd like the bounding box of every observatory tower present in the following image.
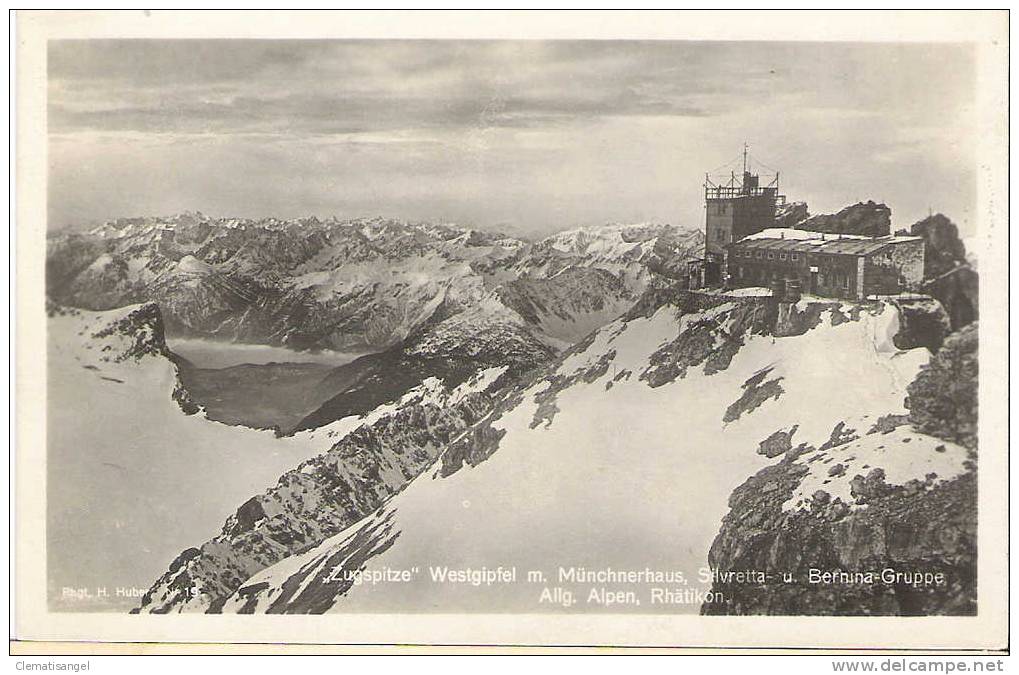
[701,144,783,284]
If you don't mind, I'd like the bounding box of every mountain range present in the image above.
[48,215,703,352]
[45,210,978,617]
[48,216,703,434]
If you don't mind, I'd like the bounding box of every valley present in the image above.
[46,305,340,612]
[168,338,373,432]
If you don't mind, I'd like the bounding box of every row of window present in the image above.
[735,249,896,263]
[734,266,852,290]
[736,266,784,282]
[734,249,800,262]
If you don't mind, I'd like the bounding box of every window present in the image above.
[791,253,799,261]
[779,253,787,261]
[738,266,745,279]
[767,252,775,260]
[755,251,763,259]
[842,276,849,290]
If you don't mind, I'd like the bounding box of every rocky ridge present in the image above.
[159,286,959,615]
[48,215,703,352]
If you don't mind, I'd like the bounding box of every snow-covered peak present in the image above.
[541,222,690,254]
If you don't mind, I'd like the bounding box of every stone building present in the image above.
[725,229,925,300]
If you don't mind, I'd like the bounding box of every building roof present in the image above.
[744,227,870,242]
[734,228,922,257]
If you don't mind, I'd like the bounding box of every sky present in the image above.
[48,40,977,238]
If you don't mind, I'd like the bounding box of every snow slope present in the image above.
[46,304,338,611]
[217,293,943,615]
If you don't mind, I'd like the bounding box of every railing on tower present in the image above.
[704,182,779,200]
[703,145,781,201]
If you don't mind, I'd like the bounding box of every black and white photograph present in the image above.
[11,9,1009,655]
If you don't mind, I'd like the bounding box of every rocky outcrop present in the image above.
[51,301,202,417]
[775,201,810,228]
[910,214,969,279]
[703,455,976,616]
[922,265,978,331]
[906,324,978,451]
[703,322,979,616]
[86,302,168,359]
[909,214,978,330]
[795,201,891,237]
[724,368,785,423]
[889,296,952,352]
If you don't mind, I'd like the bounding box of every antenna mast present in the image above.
[742,142,749,175]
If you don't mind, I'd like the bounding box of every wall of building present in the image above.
[727,246,808,290]
[861,240,925,296]
[705,199,734,261]
[731,194,778,241]
[727,247,815,302]
[727,246,858,300]
[809,251,860,300]
[728,240,925,301]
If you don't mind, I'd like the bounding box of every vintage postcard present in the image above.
[12,10,1009,651]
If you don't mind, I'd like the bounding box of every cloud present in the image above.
[49,41,727,137]
[47,39,977,237]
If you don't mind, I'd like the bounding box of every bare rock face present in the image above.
[923,265,978,331]
[703,455,976,616]
[910,214,969,279]
[905,324,978,451]
[88,302,171,362]
[758,426,798,458]
[775,201,810,228]
[795,201,892,237]
[890,296,953,352]
[906,214,977,330]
